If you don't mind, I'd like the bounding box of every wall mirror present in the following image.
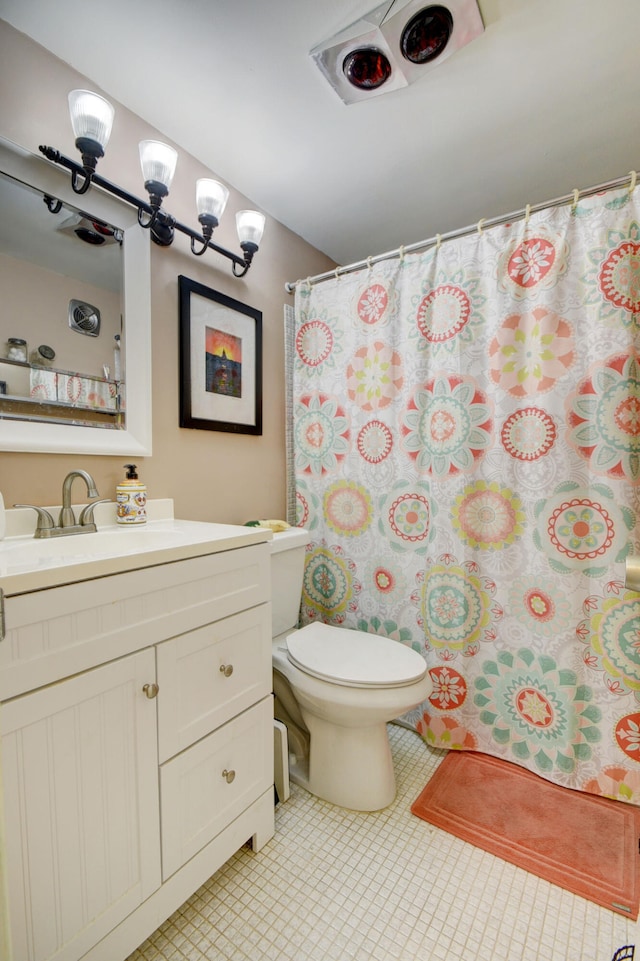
[0,135,152,455]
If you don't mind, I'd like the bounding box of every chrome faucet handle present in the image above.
[13,504,55,537]
[78,499,111,528]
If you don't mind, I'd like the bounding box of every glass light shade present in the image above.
[236,210,265,247]
[68,89,115,150]
[138,140,178,191]
[196,179,229,221]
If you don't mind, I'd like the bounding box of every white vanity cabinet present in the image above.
[0,534,274,961]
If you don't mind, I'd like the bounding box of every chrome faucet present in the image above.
[15,470,110,538]
[59,470,99,528]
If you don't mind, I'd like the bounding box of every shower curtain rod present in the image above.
[284,168,638,294]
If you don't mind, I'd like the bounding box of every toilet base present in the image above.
[298,712,396,811]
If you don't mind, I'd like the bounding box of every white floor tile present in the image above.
[128,724,639,961]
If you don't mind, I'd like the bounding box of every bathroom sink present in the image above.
[0,518,271,594]
[2,527,185,565]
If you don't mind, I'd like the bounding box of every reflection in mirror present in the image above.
[0,135,152,456]
[0,171,125,429]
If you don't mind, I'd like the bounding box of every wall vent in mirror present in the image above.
[69,299,101,336]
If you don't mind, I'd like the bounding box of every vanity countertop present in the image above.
[0,504,271,595]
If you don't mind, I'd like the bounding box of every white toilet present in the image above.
[270,527,432,811]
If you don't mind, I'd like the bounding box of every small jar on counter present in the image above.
[29,344,56,367]
[6,338,28,362]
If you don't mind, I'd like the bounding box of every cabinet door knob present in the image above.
[142,682,159,699]
[222,769,236,784]
[219,664,234,678]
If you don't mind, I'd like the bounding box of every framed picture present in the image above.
[179,275,262,434]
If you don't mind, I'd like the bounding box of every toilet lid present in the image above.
[286,623,427,688]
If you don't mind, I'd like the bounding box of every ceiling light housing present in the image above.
[311,0,484,105]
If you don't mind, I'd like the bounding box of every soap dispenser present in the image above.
[116,464,147,525]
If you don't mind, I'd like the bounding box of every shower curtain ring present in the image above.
[367,257,373,271]
[629,171,637,194]
[524,203,531,225]
[477,218,486,234]
[398,245,405,262]
[436,234,442,249]
[571,188,580,212]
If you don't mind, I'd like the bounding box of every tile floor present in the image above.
[127,725,637,961]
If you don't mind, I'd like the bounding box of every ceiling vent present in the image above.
[311,0,484,104]
[69,299,101,337]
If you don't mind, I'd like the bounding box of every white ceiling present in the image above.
[1,0,639,269]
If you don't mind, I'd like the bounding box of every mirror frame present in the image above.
[0,135,152,456]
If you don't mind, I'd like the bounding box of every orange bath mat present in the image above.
[411,751,640,918]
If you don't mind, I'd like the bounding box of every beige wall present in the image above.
[0,21,334,523]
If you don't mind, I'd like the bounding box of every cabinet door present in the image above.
[1,650,161,961]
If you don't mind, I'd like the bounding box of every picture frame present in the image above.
[178,275,262,435]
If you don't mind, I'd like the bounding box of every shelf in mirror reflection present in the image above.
[0,355,124,426]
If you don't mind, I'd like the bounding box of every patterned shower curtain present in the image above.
[292,182,640,804]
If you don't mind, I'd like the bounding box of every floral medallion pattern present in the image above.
[292,187,640,803]
[294,392,350,476]
[583,219,640,326]
[566,350,640,482]
[362,557,408,609]
[411,268,485,355]
[474,648,601,773]
[356,283,389,325]
[301,543,361,623]
[378,481,437,554]
[488,306,575,397]
[346,340,404,411]
[533,481,634,577]
[324,480,373,537]
[452,481,525,551]
[428,666,468,711]
[500,406,557,461]
[411,555,503,658]
[578,585,640,699]
[296,319,334,369]
[294,479,321,531]
[401,373,493,477]
[497,227,569,299]
[357,419,393,463]
[507,575,573,639]
[615,712,640,762]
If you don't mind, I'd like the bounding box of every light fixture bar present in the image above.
[38,144,256,276]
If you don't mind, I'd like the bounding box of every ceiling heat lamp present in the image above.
[39,90,265,277]
[311,0,484,105]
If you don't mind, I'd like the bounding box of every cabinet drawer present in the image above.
[160,696,273,879]
[0,543,269,700]
[156,604,271,762]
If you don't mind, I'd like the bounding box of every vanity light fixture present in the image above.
[39,90,265,277]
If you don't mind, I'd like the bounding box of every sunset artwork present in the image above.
[205,327,242,398]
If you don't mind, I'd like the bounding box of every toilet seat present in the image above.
[286,622,427,689]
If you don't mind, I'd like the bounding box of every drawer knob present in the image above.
[222,769,236,784]
[142,682,159,699]
[219,663,234,678]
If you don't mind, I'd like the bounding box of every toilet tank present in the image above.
[270,527,310,638]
